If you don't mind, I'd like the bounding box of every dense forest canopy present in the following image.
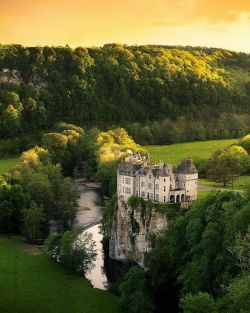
[0,44,249,140]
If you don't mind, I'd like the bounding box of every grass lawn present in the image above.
[197,190,212,199]
[0,236,119,313]
[0,157,19,174]
[145,139,235,165]
[199,176,250,191]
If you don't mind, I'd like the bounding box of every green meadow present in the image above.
[145,139,250,197]
[145,139,235,165]
[199,176,250,191]
[0,236,119,313]
[0,157,19,174]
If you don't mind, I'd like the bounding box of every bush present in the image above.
[44,229,97,275]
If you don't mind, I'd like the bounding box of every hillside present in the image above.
[0,44,250,142]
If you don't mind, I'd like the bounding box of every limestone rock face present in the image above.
[109,196,168,267]
[0,68,23,85]
[0,68,47,92]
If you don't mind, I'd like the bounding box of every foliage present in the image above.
[0,178,30,233]
[22,202,46,244]
[144,190,250,312]
[0,45,250,151]
[228,226,250,271]
[208,143,248,186]
[45,229,97,275]
[220,275,250,313]
[119,266,155,313]
[101,194,118,236]
[181,292,218,313]
[96,128,145,196]
[0,127,80,237]
[238,134,250,153]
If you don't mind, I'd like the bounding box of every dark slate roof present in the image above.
[118,162,141,176]
[175,159,198,174]
[118,154,179,178]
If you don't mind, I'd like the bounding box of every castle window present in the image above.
[164,196,166,202]
[164,186,166,192]
[155,194,159,201]
[141,182,145,188]
[147,183,152,189]
[125,178,131,185]
[170,185,172,190]
[155,184,159,191]
[141,191,145,198]
[151,193,153,199]
[125,188,131,194]
[164,179,166,182]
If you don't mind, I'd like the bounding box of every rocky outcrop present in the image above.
[0,68,48,92]
[109,196,168,267]
[0,68,23,85]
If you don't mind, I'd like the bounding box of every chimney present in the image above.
[186,159,192,166]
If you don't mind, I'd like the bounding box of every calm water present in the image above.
[74,180,108,290]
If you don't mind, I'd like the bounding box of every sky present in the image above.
[0,0,250,52]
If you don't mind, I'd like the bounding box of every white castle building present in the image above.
[117,152,198,203]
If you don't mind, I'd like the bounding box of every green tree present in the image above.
[0,104,20,137]
[49,229,97,275]
[181,292,218,313]
[119,266,155,313]
[221,275,250,313]
[22,202,46,244]
[238,134,250,153]
[218,151,242,187]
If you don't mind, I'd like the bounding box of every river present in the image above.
[74,180,108,290]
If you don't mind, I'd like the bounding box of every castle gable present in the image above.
[175,159,198,174]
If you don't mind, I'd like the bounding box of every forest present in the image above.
[0,44,250,154]
[0,43,250,313]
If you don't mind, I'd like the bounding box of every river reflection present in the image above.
[85,224,107,290]
[74,180,104,228]
[74,180,108,290]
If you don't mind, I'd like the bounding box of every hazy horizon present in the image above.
[0,0,250,53]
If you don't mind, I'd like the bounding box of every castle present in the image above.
[109,153,198,267]
[117,152,198,204]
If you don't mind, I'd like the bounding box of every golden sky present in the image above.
[0,0,250,51]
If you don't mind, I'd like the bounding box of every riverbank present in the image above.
[0,235,119,313]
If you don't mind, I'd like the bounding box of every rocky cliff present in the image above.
[109,196,168,267]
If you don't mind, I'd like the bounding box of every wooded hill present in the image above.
[0,44,250,146]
